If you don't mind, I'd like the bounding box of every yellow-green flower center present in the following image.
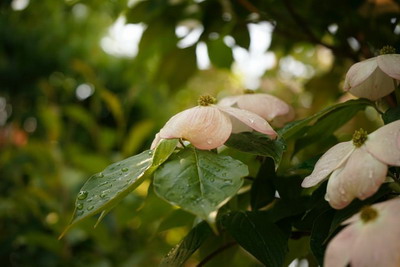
[379,45,396,55]
[352,128,368,147]
[360,206,378,223]
[198,95,216,106]
[244,89,255,94]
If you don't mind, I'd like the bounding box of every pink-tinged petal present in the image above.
[271,105,295,128]
[324,223,357,267]
[235,94,292,121]
[326,147,387,209]
[301,141,354,188]
[150,132,162,150]
[347,67,395,100]
[159,106,232,150]
[326,198,400,267]
[217,106,277,138]
[377,54,400,80]
[365,120,400,166]
[351,200,400,267]
[218,95,240,107]
[325,168,351,209]
[344,58,378,91]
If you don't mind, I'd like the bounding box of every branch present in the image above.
[196,241,237,267]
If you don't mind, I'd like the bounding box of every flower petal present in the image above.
[325,147,387,209]
[217,106,277,138]
[301,141,354,188]
[235,94,292,121]
[324,224,356,267]
[351,199,400,267]
[344,58,378,91]
[347,67,395,100]
[377,54,400,80]
[159,106,232,150]
[218,95,240,107]
[365,120,400,166]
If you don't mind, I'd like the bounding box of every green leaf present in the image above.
[153,147,248,223]
[60,140,177,238]
[222,211,289,267]
[207,37,234,69]
[60,150,154,238]
[152,138,178,167]
[160,221,212,267]
[224,132,286,169]
[310,210,335,265]
[250,158,276,210]
[383,106,400,124]
[279,99,372,141]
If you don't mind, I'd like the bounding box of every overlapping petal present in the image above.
[217,106,277,138]
[218,93,294,127]
[365,120,400,165]
[301,141,354,188]
[377,54,400,80]
[325,147,387,209]
[159,106,232,150]
[325,198,400,267]
[344,55,400,100]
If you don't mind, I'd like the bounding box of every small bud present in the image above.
[352,128,368,147]
[198,95,216,106]
[379,45,396,55]
[360,206,378,223]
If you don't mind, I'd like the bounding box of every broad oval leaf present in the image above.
[160,221,212,267]
[61,139,178,238]
[153,147,248,223]
[222,211,290,267]
[278,99,372,141]
[60,150,154,237]
[224,132,286,169]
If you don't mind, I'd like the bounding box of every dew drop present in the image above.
[77,191,88,200]
[97,172,104,178]
[87,198,93,202]
[76,203,84,210]
[122,167,129,172]
[248,118,254,123]
[100,192,108,198]
[207,139,213,145]
[87,205,94,211]
[99,181,109,187]
[210,178,215,182]
[148,151,153,155]
[76,210,84,216]
[117,163,121,166]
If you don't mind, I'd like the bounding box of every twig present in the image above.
[197,241,237,266]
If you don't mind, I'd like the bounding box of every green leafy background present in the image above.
[1,0,398,266]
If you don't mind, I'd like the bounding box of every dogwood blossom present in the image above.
[218,92,295,127]
[344,47,400,100]
[302,120,400,209]
[151,95,277,150]
[325,198,400,267]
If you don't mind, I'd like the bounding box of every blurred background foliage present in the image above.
[1,0,399,266]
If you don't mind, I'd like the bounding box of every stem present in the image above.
[197,241,237,267]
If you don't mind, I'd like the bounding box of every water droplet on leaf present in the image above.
[76,203,84,210]
[122,167,129,172]
[87,205,94,211]
[97,172,104,178]
[100,192,107,198]
[77,191,88,200]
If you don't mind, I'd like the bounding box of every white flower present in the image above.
[344,52,400,100]
[302,120,400,209]
[151,95,277,150]
[325,198,400,267]
[218,93,295,127]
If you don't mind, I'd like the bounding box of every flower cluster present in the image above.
[302,120,400,209]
